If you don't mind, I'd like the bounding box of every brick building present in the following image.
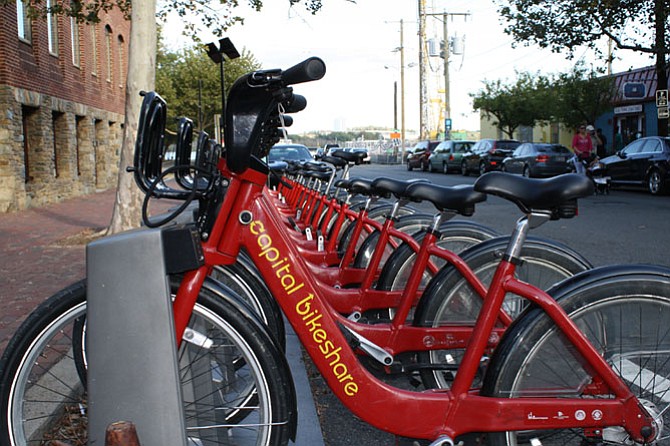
[0,2,130,212]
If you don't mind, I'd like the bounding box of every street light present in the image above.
[205,37,240,141]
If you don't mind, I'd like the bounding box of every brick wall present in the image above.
[0,3,129,212]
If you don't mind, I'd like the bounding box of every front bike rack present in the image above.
[86,225,203,446]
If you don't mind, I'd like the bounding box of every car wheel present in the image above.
[648,169,665,195]
[407,160,413,171]
[442,162,449,174]
[461,161,469,176]
[421,160,429,172]
[522,166,531,178]
[479,162,487,176]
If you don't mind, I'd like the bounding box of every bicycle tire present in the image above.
[0,280,295,446]
[336,203,417,258]
[481,265,670,446]
[375,221,500,292]
[414,236,593,390]
[210,261,286,350]
[352,213,435,269]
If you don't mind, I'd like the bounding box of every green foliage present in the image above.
[471,72,552,138]
[4,0,324,39]
[471,65,616,136]
[156,38,261,135]
[494,0,669,58]
[551,63,617,131]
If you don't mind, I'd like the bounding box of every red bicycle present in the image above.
[2,58,670,446]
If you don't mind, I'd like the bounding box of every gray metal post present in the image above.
[86,228,188,446]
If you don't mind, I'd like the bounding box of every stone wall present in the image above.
[0,84,123,212]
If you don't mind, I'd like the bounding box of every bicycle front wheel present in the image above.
[0,280,294,446]
[482,267,670,446]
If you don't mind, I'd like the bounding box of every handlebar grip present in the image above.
[284,94,307,113]
[282,57,326,85]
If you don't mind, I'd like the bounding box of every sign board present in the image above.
[622,82,646,99]
[658,107,669,119]
[614,104,643,115]
[656,89,668,107]
[390,132,401,139]
[445,118,452,131]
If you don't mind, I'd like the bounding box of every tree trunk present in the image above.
[655,0,668,137]
[107,0,158,234]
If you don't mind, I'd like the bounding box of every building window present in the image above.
[105,25,113,83]
[71,18,80,66]
[22,106,39,184]
[16,0,32,43]
[91,24,98,75]
[46,0,58,55]
[117,35,125,88]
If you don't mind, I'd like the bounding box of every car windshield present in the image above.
[497,141,520,150]
[268,145,313,162]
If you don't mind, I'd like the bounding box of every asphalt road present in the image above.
[309,163,670,446]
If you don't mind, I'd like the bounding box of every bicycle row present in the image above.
[1,57,669,446]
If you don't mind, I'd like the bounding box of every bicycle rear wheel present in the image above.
[482,267,670,446]
[414,236,592,390]
[375,221,500,292]
[0,280,294,446]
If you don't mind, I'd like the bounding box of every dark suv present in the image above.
[461,139,521,176]
[406,140,440,171]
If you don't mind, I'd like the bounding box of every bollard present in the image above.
[105,421,142,446]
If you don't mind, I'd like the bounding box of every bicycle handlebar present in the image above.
[225,57,326,174]
[281,57,326,85]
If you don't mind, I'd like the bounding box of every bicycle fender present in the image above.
[545,263,670,302]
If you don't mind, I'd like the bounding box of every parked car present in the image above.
[344,147,371,164]
[599,136,670,195]
[461,139,521,176]
[406,140,440,171]
[427,140,475,173]
[267,143,314,163]
[502,143,573,178]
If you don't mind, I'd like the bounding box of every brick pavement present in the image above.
[0,189,117,351]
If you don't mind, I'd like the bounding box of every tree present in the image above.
[471,72,552,138]
[552,63,618,131]
[2,0,325,233]
[495,0,670,136]
[156,40,261,136]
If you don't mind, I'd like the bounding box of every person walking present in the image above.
[571,124,593,174]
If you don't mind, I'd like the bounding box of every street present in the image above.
[311,163,670,446]
[353,164,670,268]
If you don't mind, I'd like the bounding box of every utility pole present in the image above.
[418,0,428,140]
[424,11,470,139]
[399,19,406,156]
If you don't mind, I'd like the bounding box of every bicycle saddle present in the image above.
[371,177,428,199]
[320,155,348,168]
[474,172,595,217]
[405,182,486,216]
[347,178,376,196]
[330,150,366,164]
[305,170,331,181]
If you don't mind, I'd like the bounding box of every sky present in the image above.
[165,0,655,134]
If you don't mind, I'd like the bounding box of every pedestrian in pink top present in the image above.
[571,125,593,174]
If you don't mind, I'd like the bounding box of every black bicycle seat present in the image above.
[371,177,427,199]
[405,182,486,216]
[474,172,594,217]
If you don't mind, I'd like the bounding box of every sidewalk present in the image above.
[0,190,324,445]
[0,189,117,351]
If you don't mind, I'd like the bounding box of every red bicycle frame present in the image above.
[172,164,654,442]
